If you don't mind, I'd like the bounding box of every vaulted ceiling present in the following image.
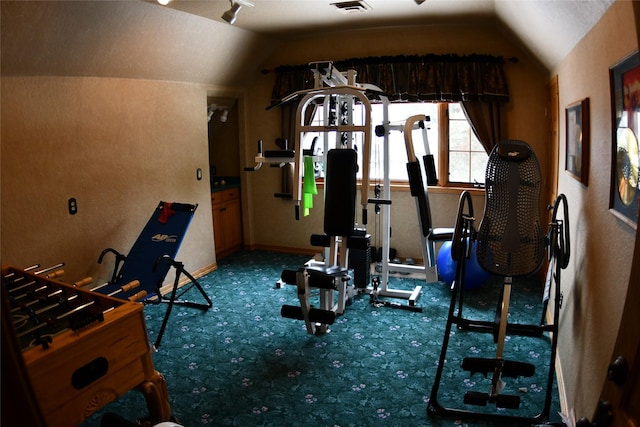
[163,0,615,70]
[0,0,617,87]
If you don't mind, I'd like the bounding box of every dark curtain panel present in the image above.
[270,54,510,154]
[461,100,503,153]
[271,54,510,104]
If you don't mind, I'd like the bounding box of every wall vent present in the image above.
[331,1,372,14]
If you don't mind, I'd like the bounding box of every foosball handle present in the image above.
[121,280,141,292]
[128,290,147,302]
[45,270,64,279]
[74,277,93,287]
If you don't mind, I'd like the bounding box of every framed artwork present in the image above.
[565,97,590,185]
[609,51,640,229]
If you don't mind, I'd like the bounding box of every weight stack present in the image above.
[348,229,371,289]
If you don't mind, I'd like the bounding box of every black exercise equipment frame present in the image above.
[427,143,570,424]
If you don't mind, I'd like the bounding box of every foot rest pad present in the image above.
[281,269,297,285]
[280,268,348,290]
[280,305,336,325]
[307,266,349,290]
[463,391,521,409]
[462,357,535,378]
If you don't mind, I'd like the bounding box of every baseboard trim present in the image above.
[555,350,569,417]
[244,244,317,256]
[546,308,569,417]
[158,263,217,296]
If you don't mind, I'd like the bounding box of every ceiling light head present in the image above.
[222,0,254,25]
[415,0,427,4]
[207,104,217,122]
[157,0,172,5]
[208,104,230,123]
[331,1,371,14]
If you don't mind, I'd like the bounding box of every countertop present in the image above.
[211,176,240,193]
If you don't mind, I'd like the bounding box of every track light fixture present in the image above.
[156,0,172,5]
[415,0,426,4]
[222,0,254,25]
[208,104,230,123]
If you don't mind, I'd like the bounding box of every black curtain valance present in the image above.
[270,54,510,105]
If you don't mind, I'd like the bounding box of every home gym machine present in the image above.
[370,113,454,308]
[269,61,373,334]
[248,62,451,332]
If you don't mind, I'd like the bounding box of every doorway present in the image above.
[207,96,243,258]
[207,97,240,179]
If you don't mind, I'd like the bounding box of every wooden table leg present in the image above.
[135,370,172,425]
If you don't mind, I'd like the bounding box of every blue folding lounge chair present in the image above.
[95,201,212,348]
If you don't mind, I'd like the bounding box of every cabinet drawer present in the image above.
[212,189,239,205]
[222,188,239,201]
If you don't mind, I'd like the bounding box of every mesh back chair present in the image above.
[94,201,212,348]
[428,140,570,423]
[477,140,545,276]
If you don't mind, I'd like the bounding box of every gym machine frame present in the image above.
[369,113,451,309]
[285,63,372,333]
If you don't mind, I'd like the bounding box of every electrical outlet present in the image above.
[68,198,78,215]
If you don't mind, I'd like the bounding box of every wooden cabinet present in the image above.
[212,188,243,258]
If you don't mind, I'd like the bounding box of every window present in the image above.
[447,103,487,186]
[301,100,487,187]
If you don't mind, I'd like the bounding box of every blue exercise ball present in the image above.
[437,240,491,290]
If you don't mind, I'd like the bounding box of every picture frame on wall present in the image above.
[565,97,590,185]
[609,50,639,229]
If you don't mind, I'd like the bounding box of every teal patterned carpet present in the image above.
[81,250,563,427]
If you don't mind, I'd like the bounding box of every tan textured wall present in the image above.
[242,23,546,258]
[552,0,638,418]
[1,76,215,284]
[0,0,277,283]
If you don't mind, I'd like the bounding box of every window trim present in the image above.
[438,103,485,189]
[307,101,486,190]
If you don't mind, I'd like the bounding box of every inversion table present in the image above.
[428,140,570,423]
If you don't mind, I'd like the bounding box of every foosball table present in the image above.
[2,263,172,427]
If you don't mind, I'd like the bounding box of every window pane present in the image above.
[449,151,470,182]
[449,121,470,151]
[448,103,466,120]
[470,151,487,184]
[370,102,438,181]
[447,103,488,185]
[470,133,484,152]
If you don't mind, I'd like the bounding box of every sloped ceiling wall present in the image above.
[495,0,615,70]
[1,0,617,82]
[159,0,615,72]
[0,0,278,86]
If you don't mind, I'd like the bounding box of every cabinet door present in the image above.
[212,204,226,254]
[224,200,243,249]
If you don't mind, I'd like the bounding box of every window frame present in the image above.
[438,103,487,189]
[305,101,487,191]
